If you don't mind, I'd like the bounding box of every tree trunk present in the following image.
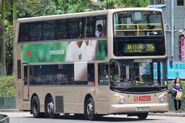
[0,0,7,76]
[13,0,17,76]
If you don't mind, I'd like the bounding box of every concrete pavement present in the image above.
[149,111,185,117]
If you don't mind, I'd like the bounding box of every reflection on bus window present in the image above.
[42,21,55,40]
[29,23,42,41]
[29,64,74,85]
[110,60,167,90]
[88,64,95,86]
[56,20,68,39]
[68,18,83,39]
[85,17,95,37]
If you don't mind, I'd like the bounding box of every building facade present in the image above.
[149,0,185,61]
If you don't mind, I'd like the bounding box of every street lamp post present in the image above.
[171,0,174,60]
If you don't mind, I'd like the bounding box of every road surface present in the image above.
[1,112,184,123]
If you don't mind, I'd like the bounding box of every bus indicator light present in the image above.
[134,96,151,102]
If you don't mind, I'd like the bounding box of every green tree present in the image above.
[0,0,13,75]
[16,0,93,17]
[1,0,149,75]
[99,0,148,8]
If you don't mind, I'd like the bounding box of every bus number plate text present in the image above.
[134,96,151,102]
[136,107,150,112]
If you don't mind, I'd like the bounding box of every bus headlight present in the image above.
[114,94,125,104]
[159,93,167,103]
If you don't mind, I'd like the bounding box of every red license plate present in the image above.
[134,96,151,102]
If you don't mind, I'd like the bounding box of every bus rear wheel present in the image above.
[31,96,40,118]
[85,97,95,120]
[137,113,148,120]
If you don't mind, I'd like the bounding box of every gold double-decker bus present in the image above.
[14,8,168,120]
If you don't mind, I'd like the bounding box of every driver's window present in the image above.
[98,63,109,85]
[110,62,119,82]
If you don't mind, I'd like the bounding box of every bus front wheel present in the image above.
[137,113,148,120]
[85,97,95,120]
[31,96,40,118]
[45,96,56,118]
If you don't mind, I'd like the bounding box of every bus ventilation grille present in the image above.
[55,96,64,113]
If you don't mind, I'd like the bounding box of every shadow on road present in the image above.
[26,115,159,122]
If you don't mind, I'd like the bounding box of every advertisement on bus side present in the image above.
[21,40,107,63]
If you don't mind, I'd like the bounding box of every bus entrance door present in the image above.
[96,63,109,114]
[23,64,29,101]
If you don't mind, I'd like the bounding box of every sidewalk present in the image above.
[0,109,19,112]
[149,112,185,117]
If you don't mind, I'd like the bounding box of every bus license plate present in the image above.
[136,107,150,111]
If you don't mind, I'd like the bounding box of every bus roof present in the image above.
[16,8,162,23]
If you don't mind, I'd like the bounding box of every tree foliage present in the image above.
[0,76,15,97]
[0,0,13,75]
[106,0,149,8]
[0,0,149,75]
[16,0,148,18]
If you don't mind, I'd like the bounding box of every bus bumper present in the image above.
[109,103,169,114]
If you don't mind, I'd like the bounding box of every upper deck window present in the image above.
[18,15,107,42]
[150,0,165,4]
[113,11,163,37]
[177,0,184,6]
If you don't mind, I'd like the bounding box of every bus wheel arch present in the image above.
[84,94,96,120]
[45,93,57,118]
[31,94,41,118]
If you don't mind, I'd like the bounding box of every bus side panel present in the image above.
[16,80,23,110]
[28,86,89,114]
[63,86,97,114]
[62,87,83,114]
[95,86,110,114]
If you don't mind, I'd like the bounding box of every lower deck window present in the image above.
[28,63,95,86]
[29,64,74,85]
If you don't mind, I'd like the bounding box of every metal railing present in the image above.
[0,97,16,109]
[0,114,9,123]
[114,23,162,36]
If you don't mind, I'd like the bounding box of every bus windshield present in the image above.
[110,59,167,93]
[114,11,163,37]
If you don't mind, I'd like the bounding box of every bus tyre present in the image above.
[85,97,95,120]
[45,97,55,118]
[137,113,148,120]
[31,96,40,118]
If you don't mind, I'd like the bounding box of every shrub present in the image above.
[0,76,16,97]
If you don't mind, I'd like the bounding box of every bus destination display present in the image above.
[124,43,155,53]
